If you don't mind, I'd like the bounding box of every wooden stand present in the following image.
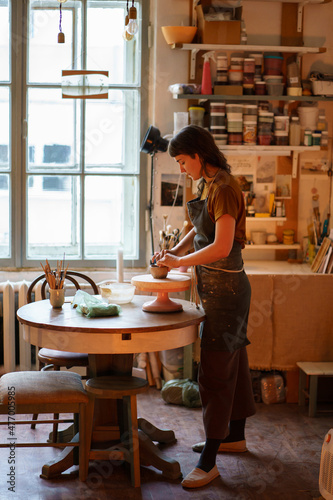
[131,274,191,313]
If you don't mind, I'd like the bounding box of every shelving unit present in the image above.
[171,43,326,79]
[244,243,301,250]
[173,94,333,102]
[246,217,286,222]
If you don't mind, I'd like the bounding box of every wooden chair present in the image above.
[28,271,98,441]
[84,375,148,487]
[0,371,89,480]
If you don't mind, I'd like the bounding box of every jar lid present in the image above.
[274,131,288,136]
[189,106,205,111]
[312,132,321,137]
[283,229,294,235]
[274,115,289,120]
[322,131,329,135]
[304,129,312,135]
[291,116,299,121]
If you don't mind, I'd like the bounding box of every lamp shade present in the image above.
[140,126,169,154]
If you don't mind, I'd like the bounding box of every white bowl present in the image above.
[99,283,135,304]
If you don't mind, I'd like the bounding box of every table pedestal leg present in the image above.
[40,434,79,479]
[138,430,182,479]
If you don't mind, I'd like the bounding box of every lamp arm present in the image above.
[148,153,155,255]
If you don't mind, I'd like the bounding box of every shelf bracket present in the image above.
[190,49,199,80]
[292,151,299,178]
[297,2,309,32]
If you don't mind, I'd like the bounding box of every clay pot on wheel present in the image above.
[150,265,169,279]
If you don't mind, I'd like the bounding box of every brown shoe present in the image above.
[181,465,220,489]
[192,440,248,453]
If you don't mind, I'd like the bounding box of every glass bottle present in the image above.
[289,116,301,146]
[317,113,328,132]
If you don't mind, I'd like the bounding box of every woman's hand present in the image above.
[156,251,181,269]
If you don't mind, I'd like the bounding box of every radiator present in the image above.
[0,281,43,374]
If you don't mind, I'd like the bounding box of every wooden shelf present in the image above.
[173,94,333,102]
[218,145,321,154]
[171,43,327,54]
[246,217,287,222]
[244,243,301,250]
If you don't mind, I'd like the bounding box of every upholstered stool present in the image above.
[85,375,148,487]
[0,371,89,480]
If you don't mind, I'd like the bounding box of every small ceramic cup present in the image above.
[150,265,168,279]
[49,288,65,308]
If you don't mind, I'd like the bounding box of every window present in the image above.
[0,0,147,267]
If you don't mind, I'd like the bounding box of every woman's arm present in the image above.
[157,214,235,269]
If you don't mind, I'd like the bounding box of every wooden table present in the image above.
[17,295,205,480]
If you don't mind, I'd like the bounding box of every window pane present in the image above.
[84,90,139,173]
[0,174,10,258]
[87,1,139,85]
[28,1,81,84]
[0,87,10,171]
[0,2,10,82]
[27,175,80,259]
[84,175,138,259]
[27,88,80,171]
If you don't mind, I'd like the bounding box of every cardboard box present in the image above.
[214,85,243,96]
[196,1,241,45]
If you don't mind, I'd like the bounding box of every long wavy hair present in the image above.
[168,125,231,195]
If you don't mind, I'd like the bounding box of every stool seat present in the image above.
[38,348,89,368]
[0,371,89,405]
[86,375,148,398]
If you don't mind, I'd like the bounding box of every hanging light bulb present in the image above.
[57,0,67,43]
[123,14,134,41]
[126,2,138,36]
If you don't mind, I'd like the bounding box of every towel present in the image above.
[71,290,121,318]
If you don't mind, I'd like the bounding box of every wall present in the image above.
[148,0,333,261]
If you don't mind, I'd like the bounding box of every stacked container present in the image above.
[228,57,243,86]
[243,58,255,95]
[243,104,258,144]
[263,53,284,96]
[216,55,228,84]
[210,102,227,144]
[258,110,274,145]
[226,104,243,144]
[274,115,289,145]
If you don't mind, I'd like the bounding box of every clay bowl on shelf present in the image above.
[161,26,197,45]
[149,265,169,279]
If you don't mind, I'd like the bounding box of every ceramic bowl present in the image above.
[161,26,197,45]
[150,265,169,279]
[99,282,135,304]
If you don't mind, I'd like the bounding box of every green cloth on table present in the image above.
[71,290,121,318]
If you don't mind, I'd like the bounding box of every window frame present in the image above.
[5,0,148,269]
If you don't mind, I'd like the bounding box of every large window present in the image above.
[0,0,147,267]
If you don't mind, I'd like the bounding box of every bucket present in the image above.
[297,106,319,131]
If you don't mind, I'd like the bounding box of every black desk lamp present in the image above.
[140,126,169,255]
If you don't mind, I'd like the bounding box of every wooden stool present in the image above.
[85,375,148,487]
[0,371,89,480]
[297,362,333,417]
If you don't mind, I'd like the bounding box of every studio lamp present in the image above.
[140,126,169,255]
[126,0,139,36]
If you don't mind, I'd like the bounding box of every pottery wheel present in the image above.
[131,274,191,313]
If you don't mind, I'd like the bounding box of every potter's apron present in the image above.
[187,189,251,353]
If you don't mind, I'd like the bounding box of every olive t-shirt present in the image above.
[200,171,246,248]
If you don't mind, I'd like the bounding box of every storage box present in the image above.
[311,79,333,96]
[196,1,241,45]
[214,85,243,96]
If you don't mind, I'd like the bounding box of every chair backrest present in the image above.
[27,271,99,303]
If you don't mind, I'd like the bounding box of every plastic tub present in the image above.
[189,106,205,127]
[267,82,284,96]
[210,113,226,127]
[252,231,267,245]
[99,283,136,304]
[227,118,243,132]
[243,73,255,85]
[243,84,255,95]
[228,69,243,84]
[297,106,319,130]
[228,132,243,145]
[212,133,228,145]
[255,81,266,95]
[210,102,226,114]
[226,104,243,114]
[274,115,289,133]
[264,55,283,75]
[274,131,288,146]
[244,58,255,73]
[263,75,283,83]
[243,121,257,144]
[243,104,258,115]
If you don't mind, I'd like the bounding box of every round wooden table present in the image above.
[17,295,205,480]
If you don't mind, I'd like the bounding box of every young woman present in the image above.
[154,125,256,489]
